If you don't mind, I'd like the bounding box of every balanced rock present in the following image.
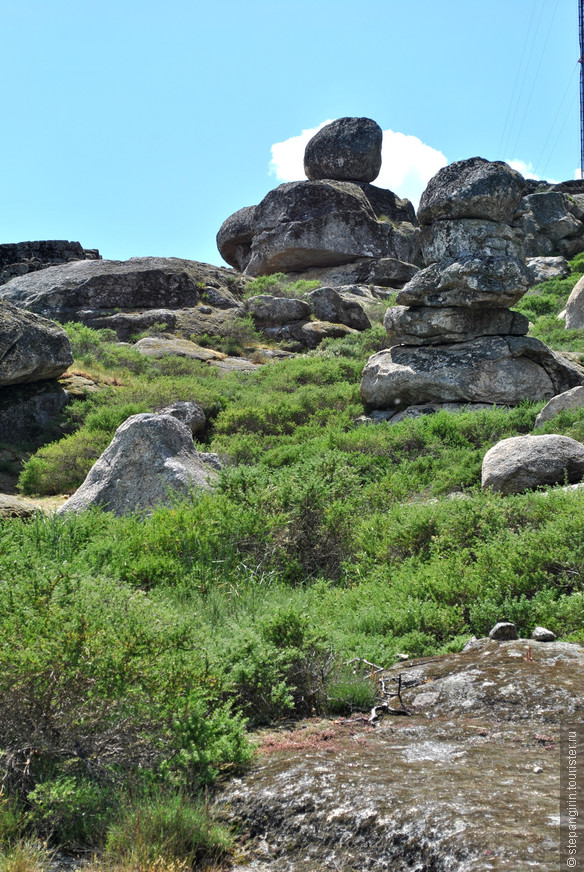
[361,336,583,409]
[481,434,584,494]
[58,413,218,516]
[303,117,383,183]
[488,622,518,641]
[417,157,525,225]
[240,180,420,276]
[306,286,371,330]
[0,299,72,386]
[534,385,584,427]
[384,305,528,346]
[532,626,556,642]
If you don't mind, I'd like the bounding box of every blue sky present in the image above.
[0,0,579,267]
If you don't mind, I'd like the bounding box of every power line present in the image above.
[534,63,579,176]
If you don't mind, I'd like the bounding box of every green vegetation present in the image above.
[243,272,321,299]
[3,259,584,865]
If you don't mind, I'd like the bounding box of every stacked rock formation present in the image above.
[361,157,584,411]
[217,117,422,287]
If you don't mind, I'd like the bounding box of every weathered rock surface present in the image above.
[384,305,528,346]
[0,299,72,386]
[0,257,246,322]
[156,401,206,436]
[306,286,371,330]
[0,494,38,519]
[482,434,584,494]
[303,117,383,183]
[421,218,524,266]
[517,191,584,258]
[361,336,584,409]
[0,381,70,443]
[216,639,583,872]
[534,385,584,427]
[488,621,518,641]
[417,157,526,225]
[564,274,584,329]
[532,626,556,642]
[527,255,570,285]
[133,337,226,362]
[0,240,100,286]
[58,414,218,516]
[215,206,257,271]
[396,256,530,308]
[242,181,420,276]
[83,309,178,340]
[246,294,312,325]
[284,256,419,289]
[262,320,358,350]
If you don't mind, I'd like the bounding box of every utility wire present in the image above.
[510,0,562,159]
[540,90,579,179]
[534,62,579,176]
[498,1,538,156]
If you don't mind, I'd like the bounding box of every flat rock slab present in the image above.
[360,335,584,409]
[396,256,530,308]
[482,433,584,494]
[0,257,245,321]
[384,305,528,346]
[133,337,226,361]
[216,639,583,871]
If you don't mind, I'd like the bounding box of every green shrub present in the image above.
[243,273,320,299]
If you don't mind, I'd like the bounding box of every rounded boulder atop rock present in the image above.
[304,117,383,183]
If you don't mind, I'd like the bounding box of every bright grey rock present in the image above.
[0,299,72,386]
[58,413,218,516]
[564,274,584,329]
[246,294,312,325]
[384,305,528,346]
[489,622,519,641]
[421,218,524,266]
[396,256,530,309]
[532,626,556,642]
[0,257,245,322]
[157,401,206,436]
[216,205,257,271]
[306,286,371,330]
[481,434,584,494]
[527,256,570,285]
[304,117,383,183]
[417,157,526,226]
[534,385,584,427]
[243,180,421,276]
[133,337,225,361]
[360,336,584,410]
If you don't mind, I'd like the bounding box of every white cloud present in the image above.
[574,167,583,180]
[269,123,447,207]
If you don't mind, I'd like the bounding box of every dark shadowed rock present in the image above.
[0,299,72,386]
[417,157,526,226]
[482,434,584,494]
[216,205,257,270]
[58,413,218,516]
[0,240,100,286]
[85,309,178,341]
[489,621,518,641]
[384,305,528,346]
[360,336,584,409]
[304,117,383,183]
[396,255,530,308]
[517,192,584,258]
[306,286,371,330]
[246,294,312,325]
[534,385,584,427]
[284,257,419,288]
[0,257,245,322]
[243,180,421,276]
[0,381,70,443]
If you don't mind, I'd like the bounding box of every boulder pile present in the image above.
[361,158,584,411]
[217,117,422,286]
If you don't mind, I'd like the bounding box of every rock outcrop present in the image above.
[58,413,218,516]
[0,257,246,329]
[481,434,584,494]
[564,274,584,329]
[361,157,584,410]
[217,117,421,281]
[534,385,584,427]
[0,299,72,387]
[0,240,100,286]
